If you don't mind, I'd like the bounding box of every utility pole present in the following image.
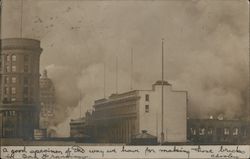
[79,92,82,118]
[116,56,118,94]
[104,62,106,98]
[161,38,165,145]
[20,0,23,38]
[130,48,134,90]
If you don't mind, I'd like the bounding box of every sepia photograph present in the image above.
[0,0,249,158]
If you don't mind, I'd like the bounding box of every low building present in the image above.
[70,117,86,138]
[187,118,250,144]
[85,81,188,144]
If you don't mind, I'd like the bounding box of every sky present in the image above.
[1,0,249,137]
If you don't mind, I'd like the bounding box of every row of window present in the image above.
[3,111,16,117]
[6,55,17,62]
[5,65,16,72]
[5,65,29,73]
[4,77,29,85]
[5,54,29,62]
[4,87,30,95]
[4,87,16,95]
[4,77,17,83]
[190,127,246,136]
[2,97,32,103]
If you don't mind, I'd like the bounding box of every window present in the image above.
[11,66,16,72]
[207,128,213,135]
[6,66,10,72]
[11,97,16,102]
[24,65,28,72]
[199,128,205,135]
[224,128,230,135]
[145,94,149,101]
[4,87,9,95]
[11,55,16,61]
[6,55,10,61]
[11,77,16,83]
[145,105,149,113]
[191,128,196,135]
[11,87,16,95]
[10,111,16,116]
[242,128,247,136]
[233,128,239,136]
[4,77,9,84]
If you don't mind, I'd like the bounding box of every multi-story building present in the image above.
[85,81,188,144]
[70,117,86,138]
[187,118,250,144]
[0,38,42,138]
[40,69,55,129]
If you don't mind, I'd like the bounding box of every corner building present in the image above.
[0,38,42,138]
[86,81,188,143]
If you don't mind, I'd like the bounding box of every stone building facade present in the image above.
[85,81,188,143]
[0,38,42,138]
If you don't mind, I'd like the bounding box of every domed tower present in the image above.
[40,69,55,129]
[0,38,42,138]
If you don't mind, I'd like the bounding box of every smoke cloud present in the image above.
[1,0,249,136]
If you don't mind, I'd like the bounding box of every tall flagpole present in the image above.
[104,62,106,98]
[79,92,82,118]
[20,0,23,38]
[130,48,134,90]
[116,56,118,94]
[161,38,165,145]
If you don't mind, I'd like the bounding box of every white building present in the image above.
[138,81,187,143]
[87,81,188,143]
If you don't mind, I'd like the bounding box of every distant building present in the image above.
[70,117,86,138]
[85,81,188,144]
[39,69,55,128]
[0,38,42,138]
[187,118,250,144]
